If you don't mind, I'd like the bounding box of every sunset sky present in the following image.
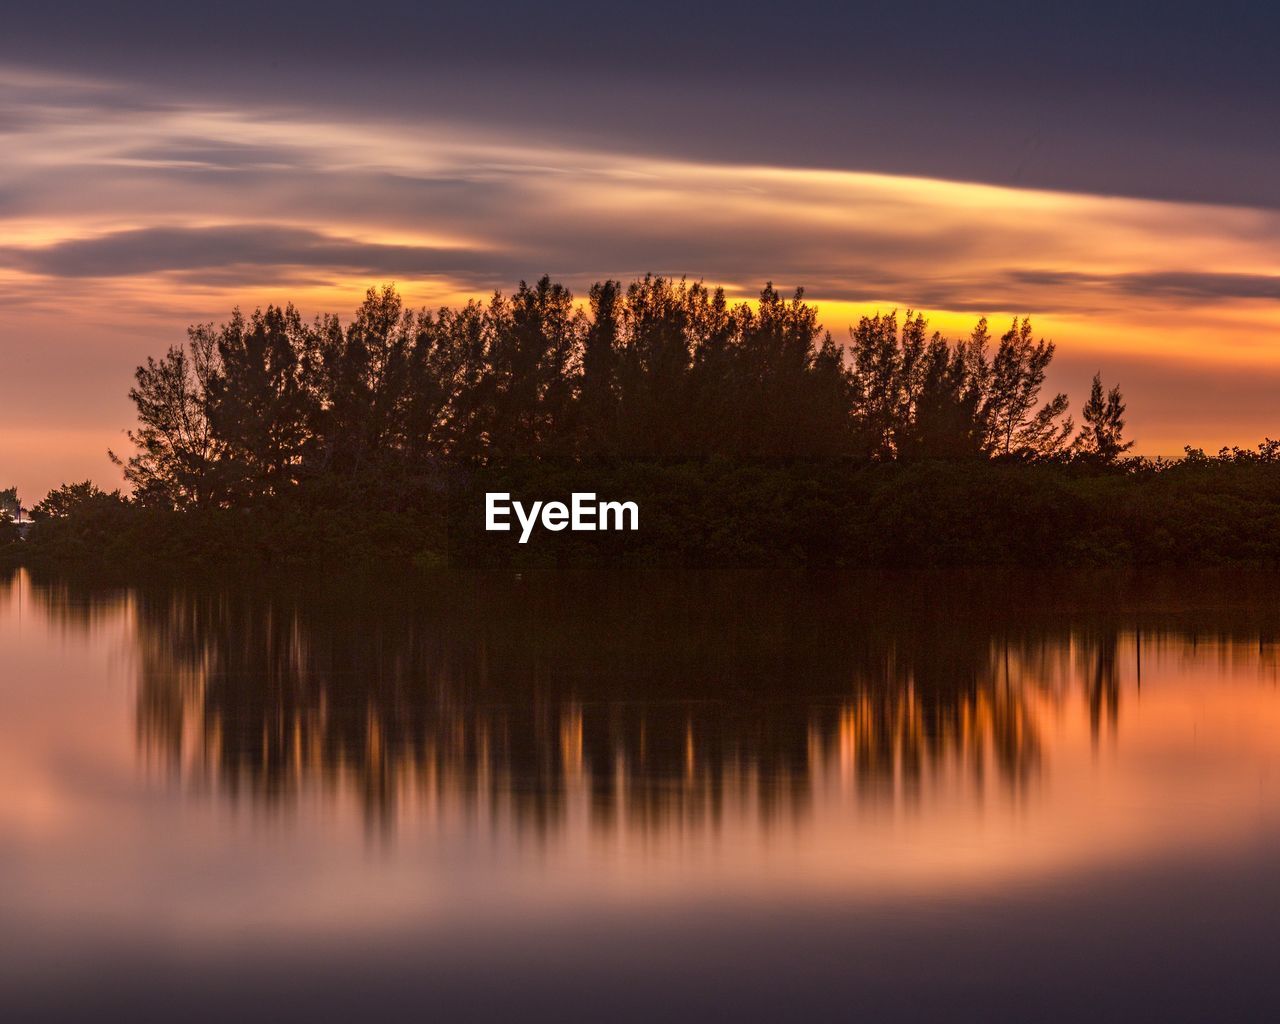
[2,2,1279,499]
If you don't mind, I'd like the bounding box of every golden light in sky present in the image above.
[1,66,1278,497]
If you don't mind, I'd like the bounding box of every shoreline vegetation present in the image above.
[5,277,1280,574]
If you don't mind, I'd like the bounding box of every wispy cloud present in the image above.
[3,66,1278,314]
[1007,269,1280,304]
[0,225,507,279]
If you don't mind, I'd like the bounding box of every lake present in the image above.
[3,568,1279,1021]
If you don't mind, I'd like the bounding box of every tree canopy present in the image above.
[106,278,1131,510]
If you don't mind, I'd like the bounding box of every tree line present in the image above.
[17,276,1280,572]
[106,277,1132,509]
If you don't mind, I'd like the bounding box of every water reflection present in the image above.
[14,569,1280,835]
[7,568,1280,1020]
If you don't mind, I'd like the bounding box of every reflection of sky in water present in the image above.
[2,569,1280,1020]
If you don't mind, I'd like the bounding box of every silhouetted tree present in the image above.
[107,280,1119,511]
[849,311,990,460]
[898,324,987,459]
[616,275,696,455]
[849,311,905,458]
[680,282,736,452]
[110,327,221,508]
[983,318,1073,459]
[302,285,415,475]
[488,276,581,458]
[1074,373,1133,465]
[579,280,622,454]
[402,301,487,462]
[206,305,311,501]
[30,481,124,518]
[731,284,849,456]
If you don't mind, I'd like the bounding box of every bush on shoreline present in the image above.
[13,453,1280,575]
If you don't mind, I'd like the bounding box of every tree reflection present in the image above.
[19,569,1280,835]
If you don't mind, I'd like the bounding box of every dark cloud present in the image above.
[10,222,1279,322]
[1008,269,1280,304]
[745,268,1280,318]
[0,203,990,299]
[1,225,521,280]
[3,2,1279,209]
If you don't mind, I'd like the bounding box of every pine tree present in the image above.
[981,318,1073,460]
[1075,373,1133,465]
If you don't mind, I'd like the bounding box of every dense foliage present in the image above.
[101,277,1123,509]
[8,278,1280,572]
[13,448,1280,573]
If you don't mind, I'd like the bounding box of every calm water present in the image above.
[3,568,1280,1022]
